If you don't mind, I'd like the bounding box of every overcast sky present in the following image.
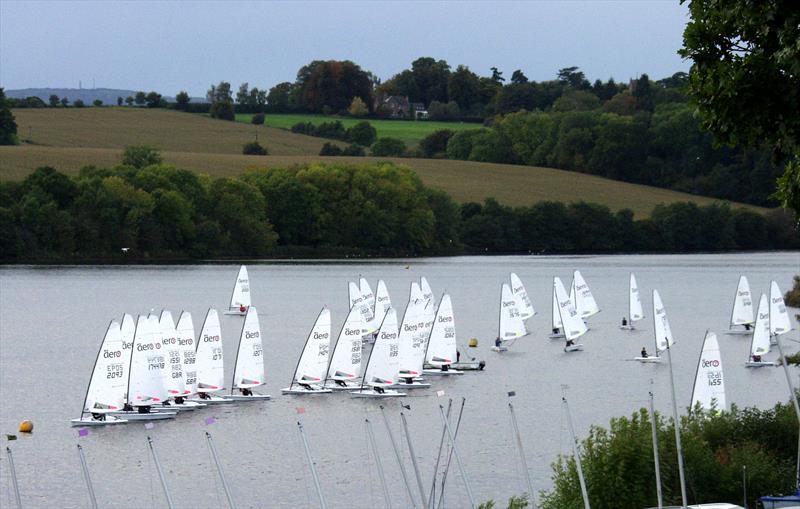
[0,0,689,95]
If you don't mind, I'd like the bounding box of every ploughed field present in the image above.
[1,108,766,218]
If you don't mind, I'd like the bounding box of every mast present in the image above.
[366,419,392,509]
[289,308,326,391]
[562,389,590,509]
[206,432,237,509]
[77,444,99,509]
[628,273,632,324]
[428,399,453,509]
[648,383,664,509]
[379,405,418,509]
[78,320,116,419]
[124,317,140,407]
[229,307,248,394]
[401,411,428,509]
[728,276,741,329]
[6,446,22,509]
[665,345,688,507]
[297,421,327,509]
[437,397,466,509]
[147,436,176,509]
[508,396,536,506]
[437,404,476,509]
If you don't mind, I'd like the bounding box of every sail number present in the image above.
[106,363,123,379]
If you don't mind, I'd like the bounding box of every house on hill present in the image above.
[374,94,410,118]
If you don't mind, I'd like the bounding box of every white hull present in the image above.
[350,389,406,398]
[548,333,565,339]
[159,401,206,411]
[634,356,662,363]
[188,394,233,405]
[619,325,637,330]
[564,344,584,352]
[450,361,484,371]
[491,346,508,352]
[223,310,246,316]
[70,415,128,427]
[108,410,177,420]
[281,386,333,395]
[226,393,271,401]
[724,329,754,336]
[745,361,775,368]
[393,381,431,389]
[422,368,463,376]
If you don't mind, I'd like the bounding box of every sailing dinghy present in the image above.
[190,308,232,404]
[228,306,271,400]
[554,277,588,352]
[620,273,645,330]
[395,295,433,388]
[496,283,527,351]
[350,281,377,339]
[71,320,129,426]
[420,276,434,303]
[359,277,381,334]
[691,331,726,412]
[745,294,775,367]
[634,291,671,363]
[724,276,755,335]
[409,281,425,303]
[768,280,793,343]
[510,273,536,320]
[157,311,202,411]
[423,294,463,375]
[224,265,251,315]
[570,270,601,321]
[282,308,333,394]
[373,279,392,329]
[173,311,205,408]
[325,303,365,390]
[549,281,565,339]
[352,308,406,398]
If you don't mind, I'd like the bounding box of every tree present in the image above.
[207,81,235,120]
[251,113,265,125]
[510,70,528,84]
[0,88,19,145]
[447,65,482,110]
[122,145,163,168]
[236,82,249,105]
[116,96,123,106]
[145,91,164,108]
[294,60,373,113]
[61,97,70,107]
[74,99,85,108]
[175,91,190,110]
[428,100,460,121]
[124,96,134,106]
[370,137,406,157]
[348,97,368,117]
[490,67,505,84]
[419,129,454,157]
[632,74,654,112]
[679,0,800,217]
[346,121,377,146]
[134,91,146,106]
[93,99,103,107]
[557,66,589,89]
[319,142,343,156]
[267,82,293,112]
[242,141,268,155]
[49,94,60,107]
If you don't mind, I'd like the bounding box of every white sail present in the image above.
[293,308,331,384]
[552,283,562,330]
[751,294,771,358]
[691,331,726,411]
[554,277,588,341]
[572,270,600,319]
[232,306,265,389]
[83,320,126,414]
[363,308,400,387]
[358,277,379,334]
[349,281,373,336]
[426,294,457,366]
[120,313,135,380]
[398,298,426,377]
[420,276,434,303]
[499,283,527,341]
[374,279,392,327]
[327,305,364,381]
[410,281,424,303]
[195,308,225,393]
[629,273,645,322]
[176,311,196,396]
[229,265,251,310]
[769,281,792,336]
[159,310,184,399]
[509,273,535,319]
[729,276,754,327]
[128,314,168,406]
[653,290,675,352]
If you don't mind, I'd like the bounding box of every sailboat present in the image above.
[620,273,645,330]
[410,281,425,303]
[570,270,600,321]
[724,275,755,335]
[282,308,333,394]
[373,279,392,329]
[769,280,793,339]
[549,281,565,339]
[634,291,670,363]
[228,306,271,400]
[554,277,588,352]
[224,265,251,316]
[112,314,176,420]
[509,273,536,320]
[190,308,232,404]
[351,308,406,398]
[325,303,365,390]
[174,311,203,405]
[349,281,376,339]
[395,293,432,389]
[746,294,775,367]
[497,283,527,351]
[359,276,381,334]
[423,294,463,375]
[71,320,129,426]
[158,311,190,409]
[420,276,434,303]
[691,331,726,412]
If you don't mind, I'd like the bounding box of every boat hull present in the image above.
[450,361,484,371]
[350,389,406,398]
[634,356,662,363]
[745,361,775,368]
[619,325,637,330]
[188,395,233,405]
[724,329,754,336]
[491,346,508,352]
[548,333,565,339]
[107,411,177,420]
[422,368,463,376]
[226,394,272,401]
[393,381,431,389]
[223,310,246,316]
[564,344,584,352]
[70,415,128,427]
[281,386,333,395]
[159,401,206,411]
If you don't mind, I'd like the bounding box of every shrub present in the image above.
[242,141,268,156]
[121,145,163,168]
[73,99,85,108]
[785,275,800,307]
[92,99,103,107]
[371,137,406,157]
[319,142,343,156]
[291,122,314,135]
[342,144,365,156]
[314,121,347,140]
[346,121,377,146]
[348,97,369,117]
[209,101,235,121]
[419,129,455,157]
[251,113,265,125]
[428,100,461,121]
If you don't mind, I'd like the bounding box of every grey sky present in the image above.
[1,0,689,95]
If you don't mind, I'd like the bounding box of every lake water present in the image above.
[1,253,798,508]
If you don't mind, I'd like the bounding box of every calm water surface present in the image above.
[1,253,798,508]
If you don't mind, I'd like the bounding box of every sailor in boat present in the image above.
[621,317,628,327]
[374,386,385,394]
[456,350,461,362]
[239,304,247,313]
[744,323,752,331]
[197,392,211,400]
[552,327,560,335]
[566,339,574,347]
[239,388,253,396]
[752,354,762,362]
[334,379,348,388]
[91,412,106,422]
[495,337,503,348]
[641,347,648,358]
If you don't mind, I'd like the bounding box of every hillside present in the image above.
[5,88,205,104]
[1,108,767,218]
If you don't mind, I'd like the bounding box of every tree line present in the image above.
[1,155,796,262]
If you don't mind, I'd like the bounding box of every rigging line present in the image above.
[296,420,312,509]
[206,432,222,509]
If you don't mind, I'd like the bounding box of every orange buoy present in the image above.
[18,420,33,433]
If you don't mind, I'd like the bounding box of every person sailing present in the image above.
[495,337,502,348]
[566,339,574,347]
[640,347,648,358]
[621,316,628,327]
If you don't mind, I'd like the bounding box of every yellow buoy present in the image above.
[468,338,478,348]
[18,420,33,433]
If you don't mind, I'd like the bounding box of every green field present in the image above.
[235,113,479,146]
[0,108,767,218]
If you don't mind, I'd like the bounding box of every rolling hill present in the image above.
[1,108,767,218]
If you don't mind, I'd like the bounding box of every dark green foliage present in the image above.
[419,129,455,157]
[73,99,85,108]
[294,60,373,113]
[242,141,268,156]
[785,275,800,307]
[175,91,190,110]
[342,144,365,156]
[371,137,406,157]
[346,121,377,146]
[251,113,265,125]
[428,100,460,121]
[93,99,103,107]
[208,81,235,120]
[0,88,18,145]
[319,142,342,156]
[49,95,60,107]
[121,145,163,169]
[134,92,146,105]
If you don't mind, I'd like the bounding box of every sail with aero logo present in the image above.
[395,295,432,389]
[725,275,754,335]
[746,294,775,367]
[358,276,379,335]
[497,283,527,351]
[176,311,196,397]
[326,304,364,390]
[225,265,251,315]
[622,273,645,330]
[190,308,231,404]
[509,273,535,320]
[158,311,184,400]
[570,270,600,319]
[424,294,463,375]
[691,331,726,412]
[282,308,333,394]
[373,279,392,328]
[409,281,424,303]
[555,277,588,352]
[420,276,434,304]
[352,308,406,398]
[71,320,129,426]
[769,281,792,337]
[229,306,270,400]
[349,281,373,338]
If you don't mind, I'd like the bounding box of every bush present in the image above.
[209,101,235,121]
[242,141,268,156]
[251,113,265,125]
[319,142,343,156]
[419,129,455,157]
[92,99,103,107]
[342,144,365,156]
[371,137,407,157]
[348,97,369,117]
[428,100,461,121]
[73,99,85,108]
[314,121,347,140]
[121,145,162,168]
[346,121,377,146]
[291,122,314,135]
[446,129,485,159]
[785,275,800,307]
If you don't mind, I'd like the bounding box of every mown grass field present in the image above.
[1,108,766,218]
[234,113,479,146]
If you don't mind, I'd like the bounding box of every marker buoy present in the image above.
[468,338,478,348]
[18,420,33,433]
